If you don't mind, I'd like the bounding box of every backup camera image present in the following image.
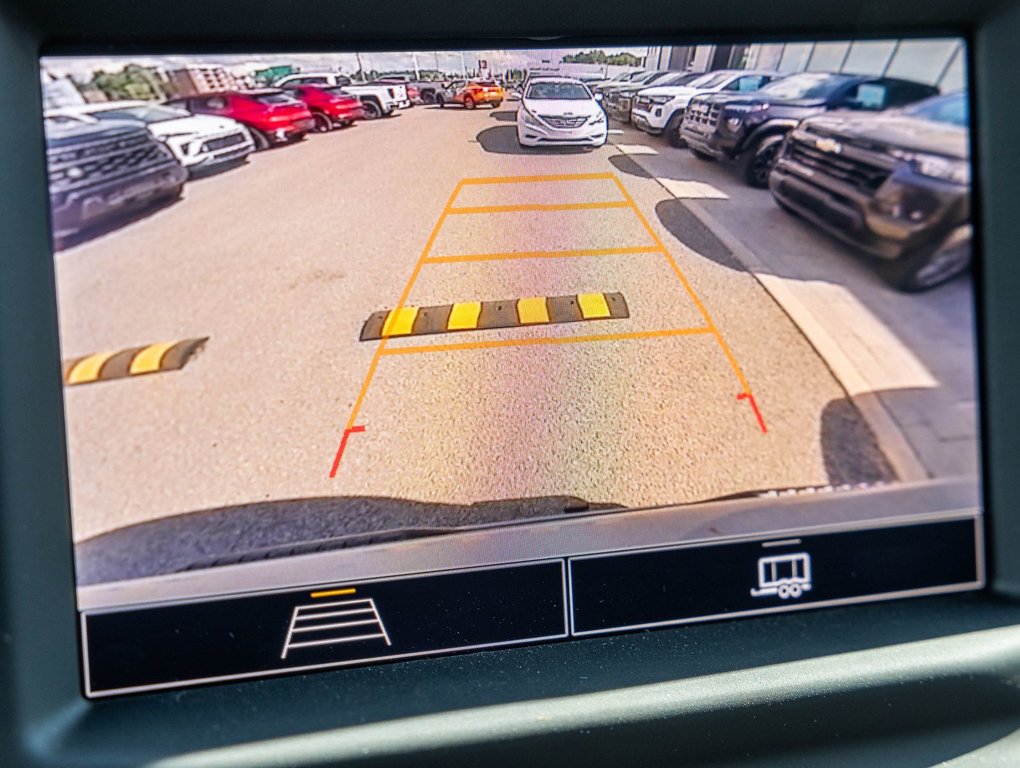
[42,40,984,696]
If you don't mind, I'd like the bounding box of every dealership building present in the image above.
[646,39,967,91]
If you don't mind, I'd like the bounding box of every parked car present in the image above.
[435,80,504,109]
[680,72,939,187]
[46,100,254,173]
[273,73,410,117]
[603,71,701,123]
[278,84,366,130]
[594,70,664,99]
[373,76,422,104]
[769,91,971,291]
[631,69,781,146]
[516,77,607,148]
[164,90,314,149]
[43,118,187,241]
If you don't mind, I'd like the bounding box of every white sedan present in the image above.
[516,77,608,148]
[46,100,254,172]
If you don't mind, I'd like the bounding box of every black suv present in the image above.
[44,118,187,243]
[680,72,939,187]
[769,91,971,291]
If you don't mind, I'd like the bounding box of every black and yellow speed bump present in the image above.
[62,337,208,386]
[360,293,629,341]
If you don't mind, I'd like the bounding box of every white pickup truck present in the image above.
[630,69,780,146]
[274,73,410,118]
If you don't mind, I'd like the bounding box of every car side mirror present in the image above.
[595,93,603,101]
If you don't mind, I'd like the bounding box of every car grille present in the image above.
[539,115,588,129]
[685,101,720,129]
[202,133,246,152]
[49,136,171,187]
[787,135,893,193]
[617,96,632,110]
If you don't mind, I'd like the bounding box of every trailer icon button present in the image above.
[751,552,812,600]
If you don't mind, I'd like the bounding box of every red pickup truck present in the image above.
[165,90,314,149]
[279,84,367,131]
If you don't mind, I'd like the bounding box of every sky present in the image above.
[41,48,649,81]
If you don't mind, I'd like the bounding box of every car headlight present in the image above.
[725,117,743,132]
[889,149,970,185]
[725,103,770,113]
[521,107,543,127]
[649,95,671,105]
[589,111,606,125]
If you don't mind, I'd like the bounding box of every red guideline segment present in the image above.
[737,393,768,434]
[329,425,366,478]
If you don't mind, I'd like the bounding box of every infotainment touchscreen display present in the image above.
[41,39,982,697]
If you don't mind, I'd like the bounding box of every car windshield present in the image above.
[760,72,854,100]
[635,71,665,84]
[254,92,300,105]
[902,92,969,127]
[92,105,190,123]
[691,72,735,89]
[323,86,353,98]
[476,80,498,87]
[526,81,591,100]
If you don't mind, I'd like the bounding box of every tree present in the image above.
[562,50,642,67]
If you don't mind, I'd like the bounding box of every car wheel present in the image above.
[362,99,383,119]
[250,128,271,151]
[882,226,972,292]
[421,90,436,105]
[312,113,333,132]
[690,148,715,161]
[744,134,785,188]
[464,96,476,109]
[491,101,502,109]
[665,114,687,148]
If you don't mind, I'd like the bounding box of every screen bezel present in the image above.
[2,0,1019,763]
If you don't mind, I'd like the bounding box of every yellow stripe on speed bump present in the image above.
[447,302,482,330]
[128,340,177,375]
[381,306,419,337]
[359,293,628,341]
[66,352,117,385]
[517,297,550,325]
[578,292,612,319]
[63,337,208,386]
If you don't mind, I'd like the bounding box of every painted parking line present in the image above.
[63,337,208,386]
[359,292,630,341]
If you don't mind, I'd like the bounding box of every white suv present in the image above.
[516,77,607,148]
[631,69,780,146]
[274,73,410,118]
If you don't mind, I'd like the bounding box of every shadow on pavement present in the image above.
[475,125,592,155]
[186,156,250,181]
[54,192,184,252]
[76,494,621,584]
[608,153,652,178]
[820,394,897,485]
[489,109,517,122]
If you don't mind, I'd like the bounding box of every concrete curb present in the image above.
[614,144,928,482]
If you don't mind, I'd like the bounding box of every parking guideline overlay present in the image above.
[330,172,766,477]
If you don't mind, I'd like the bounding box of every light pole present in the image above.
[460,51,466,78]
[412,52,420,80]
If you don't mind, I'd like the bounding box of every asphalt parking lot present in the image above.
[55,104,977,545]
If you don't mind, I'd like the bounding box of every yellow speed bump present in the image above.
[359,293,628,341]
[63,337,208,386]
